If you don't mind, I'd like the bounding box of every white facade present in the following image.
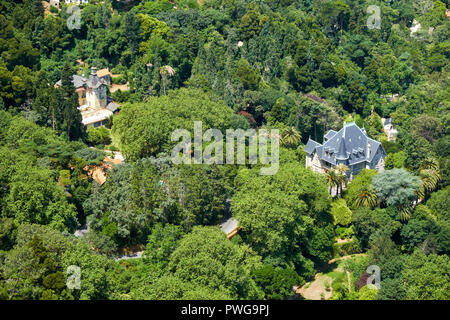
[86,86,107,109]
[78,105,112,128]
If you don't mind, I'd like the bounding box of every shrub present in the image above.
[87,127,111,146]
[112,76,123,84]
[333,239,362,258]
[85,231,117,256]
[251,265,302,300]
[355,272,370,291]
[111,89,131,103]
[330,198,352,226]
[73,148,106,165]
[335,226,355,239]
[357,285,378,300]
[49,5,59,14]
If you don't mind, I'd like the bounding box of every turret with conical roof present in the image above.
[87,67,100,88]
[85,66,107,108]
[336,135,348,161]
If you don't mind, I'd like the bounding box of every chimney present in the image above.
[91,66,97,76]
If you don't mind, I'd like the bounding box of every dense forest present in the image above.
[0,0,449,300]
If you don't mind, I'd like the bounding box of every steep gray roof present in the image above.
[106,102,120,113]
[336,137,348,160]
[86,70,107,89]
[367,138,386,162]
[303,122,386,167]
[315,145,328,164]
[324,130,337,140]
[55,75,87,88]
[304,138,321,154]
[56,67,108,90]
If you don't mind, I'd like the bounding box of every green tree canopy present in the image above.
[112,88,238,160]
[372,169,421,208]
[330,198,352,226]
[167,226,264,299]
[232,161,332,265]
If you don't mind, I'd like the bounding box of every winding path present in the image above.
[296,274,333,300]
[328,253,367,265]
[115,251,144,261]
[296,254,367,300]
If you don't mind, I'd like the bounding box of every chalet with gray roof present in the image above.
[304,122,386,179]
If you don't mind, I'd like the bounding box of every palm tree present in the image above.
[420,169,439,193]
[415,183,425,204]
[420,157,439,172]
[399,204,413,222]
[325,169,339,196]
[334,164,350,196]
[281,127,302,148]
[354,187,378,209]
[335,164,350,175]
[419,157,440,198]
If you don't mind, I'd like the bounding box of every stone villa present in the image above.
[55,67,119,128]
[304,122,386,179]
